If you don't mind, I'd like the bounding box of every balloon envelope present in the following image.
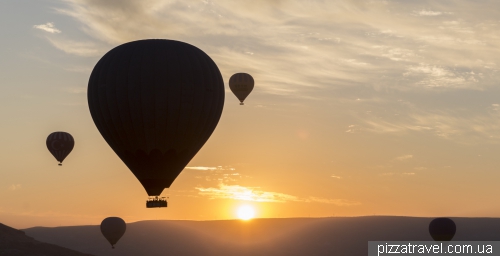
[88,39,225,196]
[429,217,456,241]
[46,132,74,165]
[100,217,126,248]
[229,73,254,105]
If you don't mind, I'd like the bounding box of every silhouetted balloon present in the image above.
[88,39,224,196]
[229,73,254,105]
[100,217,126,249]
[429,218,456,241]
[46,132,74,166]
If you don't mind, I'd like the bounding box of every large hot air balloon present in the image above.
[46,131,74,166]
[88,39,224,207]
[229,73,254,105]
[100,217,126,249]
[429,217,456,241]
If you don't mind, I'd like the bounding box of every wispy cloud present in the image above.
[8,184,21,190]
[185,166,219,171]
[414,167,427,171]
[331,175,342,179]
[308,197,360,206]
[379,172,416,177]
[394,154,413,161]
[196,184,299,203]
[51,0,500,96]
[355,107,500,144]
[414,10,447,16]
[403,63,478,89]
[188,166,241,183]
[195,183,359,206]
[33,22,61,33]
[45,37,102,57]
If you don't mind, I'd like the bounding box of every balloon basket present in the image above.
[146,197,167,208]
[240,103,244,105]
[58,163,62,166]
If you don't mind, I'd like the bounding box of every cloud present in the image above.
[403,63,478,89]
[45,37,102,57]
[355,107,500,144]
[414,10,445,16]
[196,184,300,202]
[379,172,416,177]
[195,183,359,206]
[308,197,360,206]
[189,166,241,183]
[33,22,61,33]
[331,175,342,179]
[185,166,219,171]
[8,184,21,190]
[346,124,362,133]
[50,0,500,95]
[394,154,413,161]
[37,0,500,112]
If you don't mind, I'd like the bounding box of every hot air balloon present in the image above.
[229,73,254,105]
[46,131,74,166]
[429,217,456,241]
[100,217,126,249]
[88,39,224,207]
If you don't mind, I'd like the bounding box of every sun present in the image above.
[237,205,255,220]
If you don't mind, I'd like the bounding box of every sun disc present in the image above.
[237,205,255,220]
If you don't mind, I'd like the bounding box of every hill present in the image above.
[23,216,500,256]
[0,222,94,256]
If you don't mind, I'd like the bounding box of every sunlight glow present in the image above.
[237,205,255,220]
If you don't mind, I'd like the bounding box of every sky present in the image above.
[1,0,500,229]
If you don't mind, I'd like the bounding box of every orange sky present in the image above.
[1,0,500,229]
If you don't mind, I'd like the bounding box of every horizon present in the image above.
[2,0,500,230]
[22,215,498,229]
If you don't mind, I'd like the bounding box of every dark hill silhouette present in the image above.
[22,216,500,256]
[0,222,94,256]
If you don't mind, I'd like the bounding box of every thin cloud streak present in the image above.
[8,184,21,191]
[414,10,447,16]
[185,166,219,171]
[195,183,360,206]
[394,155,413,161]
[356,109,500,144]
[53,0,500,96]
[45,37,102,57]
[33,22,61,33]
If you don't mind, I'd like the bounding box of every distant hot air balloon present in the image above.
[100,217,126,249]
[46,131,74,166]
[87,39,224,207]
[229,73,254,105]
[429,217,456,241]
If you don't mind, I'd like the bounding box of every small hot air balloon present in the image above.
[88,39,225,207]
[100,217,126,249]
[229,73,254,105]
[429,217,456,241]
[46,132,74,166]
